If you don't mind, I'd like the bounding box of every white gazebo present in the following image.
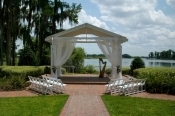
[45,23,128,79]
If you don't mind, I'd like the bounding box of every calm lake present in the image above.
[84,58,175,68]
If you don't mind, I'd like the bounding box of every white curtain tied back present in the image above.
[53,40,76,68]
[96,37,121,78]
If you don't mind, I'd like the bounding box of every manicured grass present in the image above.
[101,95,175,116]
[0,95,69,116]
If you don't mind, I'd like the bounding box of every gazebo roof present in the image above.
[45,23,128,43]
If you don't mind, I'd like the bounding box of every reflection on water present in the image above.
[149,62,175,67]
[84,58,175,68]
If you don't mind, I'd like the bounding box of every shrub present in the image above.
[130,57,145,75]
[44,66,51,74]
[0,66,6,77]
[0,66,45,90]
[85,65,98,74]
[0,76,27,91]
[43,66,66,74]
[80,67,87,74]
[105,68,112,75]
[122,68,131,75]
[105,67,131,75]
[133,67,175,95]
[61,68,66,74]
[0,66,44,80]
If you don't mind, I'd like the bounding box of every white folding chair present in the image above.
[105,79,125,95]
[139,78,147,92]
[51,78,66,93]
[38,78,53,95]
[42,76,66,93]
[118,80,134,96]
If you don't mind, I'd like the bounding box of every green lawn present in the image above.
[101,95,175,116]
[0,95,69,116]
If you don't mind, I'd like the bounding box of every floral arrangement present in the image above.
[52,66,57,73]
[116,65,121,73]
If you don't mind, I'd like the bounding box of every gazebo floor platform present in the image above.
[58,74,110,84]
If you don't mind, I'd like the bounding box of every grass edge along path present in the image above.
[101,95,175,116]
[0,95,69,116]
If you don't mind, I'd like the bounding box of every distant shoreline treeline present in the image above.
[148,49,175,60]
[86,49,175,60]
[86,54,146,59]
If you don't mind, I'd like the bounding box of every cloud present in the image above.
[166,0,175,7]
[92,0,174,28]
[78,10,109,30]
[117,26,175,56]
[91,0,175,56]
[63,9,109,30]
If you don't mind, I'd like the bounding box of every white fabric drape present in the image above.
[96,37,122,79]
[54,40,76,68]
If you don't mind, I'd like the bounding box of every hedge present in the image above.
[122,68,131,75]
[133,67,175,95]
[0,66,66,91]
[0,66,45,80]
[105,67,131,75]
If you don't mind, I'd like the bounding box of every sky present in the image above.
[63,0,175,56]
[16,0,175,56]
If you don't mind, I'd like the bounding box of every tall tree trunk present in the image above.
[0,0,4,65]
[38,17,42,65]
[6,21,12,65]
[52,0,58,34]
[0,18,3,65]
[6,1,12,65]
[12,36,16,66]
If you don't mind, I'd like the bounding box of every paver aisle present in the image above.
[59,84,110,116]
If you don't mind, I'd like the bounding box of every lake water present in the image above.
[84,58,175,68]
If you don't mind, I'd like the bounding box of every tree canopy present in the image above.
[130,57,145,75]
[64,47,86,73]
[0,0,82,66]
[122,54,132,58]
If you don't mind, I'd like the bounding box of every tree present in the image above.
[0,0,82,66]
[172,51,175,59]
[148,52,154,58]
[122,54,131,58]
[18,46,38,66]
[0,0,4,65]
[130,57,145,75]
[64,47,86,73]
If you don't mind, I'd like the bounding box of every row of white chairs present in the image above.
[105,78,146,95]
[28,75,66,94]
[28,76,53,94]
[41,75,66,93]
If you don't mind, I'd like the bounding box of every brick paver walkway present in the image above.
[60,84,110,116]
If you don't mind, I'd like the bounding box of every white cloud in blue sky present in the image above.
[64,0,175,56]
[166,0,175,7]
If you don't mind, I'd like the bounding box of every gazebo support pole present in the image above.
[118,44,123,79]
[51,44,58,78]
[57,67,62,77]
